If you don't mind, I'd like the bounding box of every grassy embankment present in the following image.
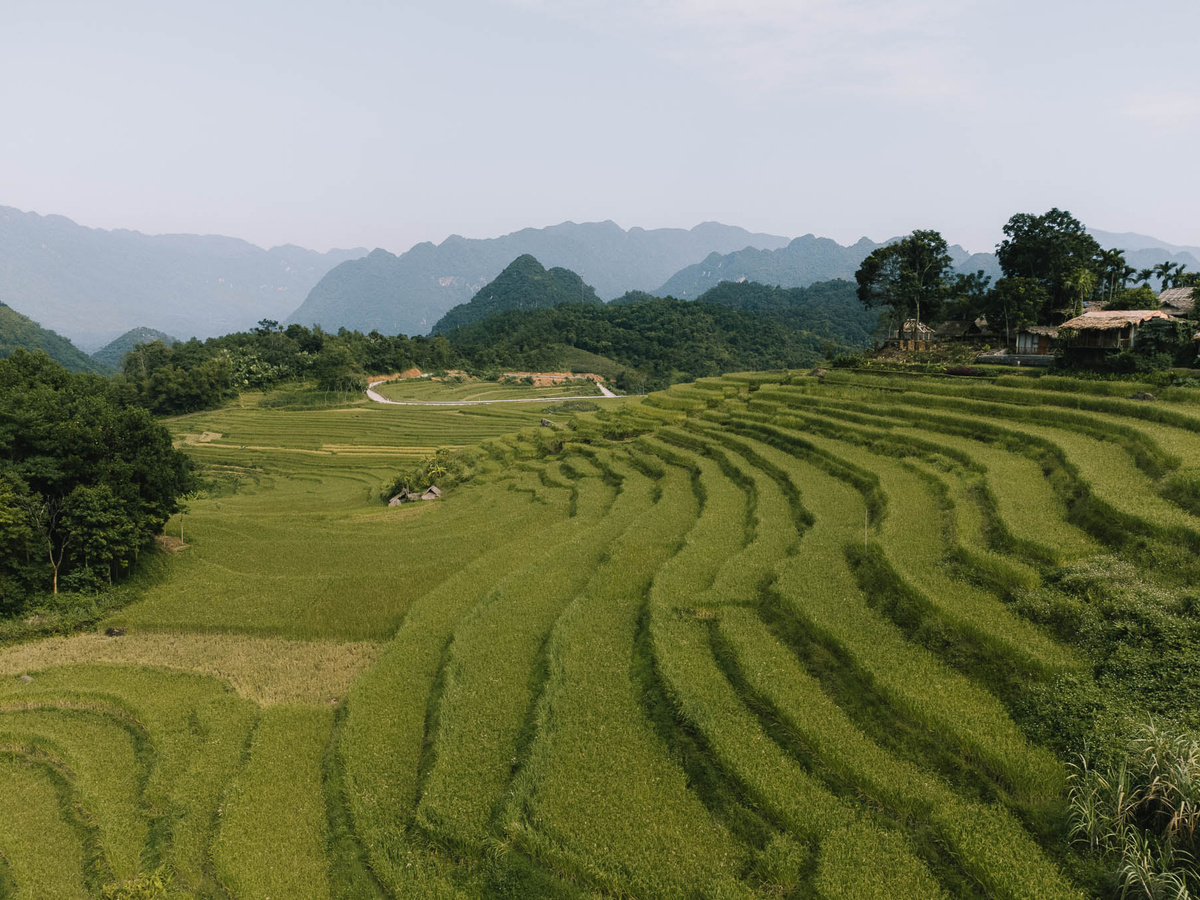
[2,372,1198,898]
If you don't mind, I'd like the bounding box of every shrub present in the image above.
[1069,722,1199,897]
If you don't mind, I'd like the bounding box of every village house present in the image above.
[388,485,443,506]
[1056,309,1172,364]
[1158,287,1197,318]
[884,319,937,351]
[1015,325,1058,357]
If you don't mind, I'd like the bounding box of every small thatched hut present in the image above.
[1158,287,1197,318]
[885,319,937,350]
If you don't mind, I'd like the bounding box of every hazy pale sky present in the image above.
[3,0,1198,254]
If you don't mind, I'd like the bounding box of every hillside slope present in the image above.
[0,301,110,373]
[286,220,790,335]
[431,254,602,334]
[0,205,366,349]
[91,326,179,370]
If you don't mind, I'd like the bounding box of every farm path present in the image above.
[366,377,616,405]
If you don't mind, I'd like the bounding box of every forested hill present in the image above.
[285,220,790,336]
[0,205,365,349]
[442,280,876,390]
[0,301,110,373]
[431,255,602,334]
[92,327,179,370]
[657,233,1003,298]
[692,279,877,347]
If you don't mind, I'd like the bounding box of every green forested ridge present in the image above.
[108,277,874,414]
[431,254,603,334]
[1,368,1198,897]
[0,302,110,374]
[91,327,177,370]
[442,294,859,392]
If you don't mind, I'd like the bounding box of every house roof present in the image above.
[1059,310,1170,331]
[935,320,974,338]
[1020,325,1059,337]
[897,319,937,334]
[1158,287,1196,314]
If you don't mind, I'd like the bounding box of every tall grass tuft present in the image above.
[1069,722,1199,898]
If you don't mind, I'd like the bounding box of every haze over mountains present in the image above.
[286,220,791,336]
[658,235,1005,299]
[0,205,366,350]
[2,203,1198,354]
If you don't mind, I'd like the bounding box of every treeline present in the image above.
[0,350,193,613]
[855,209,1200,368]
[114,280,874,413]
[118,322,456,415]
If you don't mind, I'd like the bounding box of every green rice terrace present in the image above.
[3,369,1200,899]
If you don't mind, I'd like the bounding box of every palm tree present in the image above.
[1169,264,1188,289]
[1138,268,1155,287]
[1064,268,1098,317]
[1153,261,1178,289]
[1097,249,1127,300]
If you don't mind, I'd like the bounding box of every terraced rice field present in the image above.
[373,377,602,402]
[2,370,1197,898]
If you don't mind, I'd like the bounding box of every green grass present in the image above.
[415,474,625,853]
[212,705,334,900]
[704,424,1067,804]
[13,371,1200,897]
[0,709,148,883]
[0,666,257,897]
[374,377,602,402]
[642,451,944,896]
[0,755,90,899]
[503,461,745,896]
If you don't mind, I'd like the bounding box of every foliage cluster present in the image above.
[0,350,192,612]
[854,210,1197,368]
[380,447,478,499]
[1069,723,1199,899]
[0,300,109,374]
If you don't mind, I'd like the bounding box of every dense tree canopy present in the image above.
[855,230,954,326]
[0,351,193,608]
[995,209,1103,315]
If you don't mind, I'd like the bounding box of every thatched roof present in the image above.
[1020,325,1059,337]
[893,319,937,335]
[1059,310,1170,331]
[1158,287,1196,315]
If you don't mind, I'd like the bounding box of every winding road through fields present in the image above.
[366,378,617,406]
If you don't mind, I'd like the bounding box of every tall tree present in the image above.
[855,230,953,327]
[983,277,1049,347]
[1153,261,1179,290]
[995,209,1102,318]
[0,350,193,601]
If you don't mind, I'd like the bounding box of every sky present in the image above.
[2,0,1198,256]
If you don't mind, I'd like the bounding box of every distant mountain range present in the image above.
[656,235,1005,299]
[0,301,108,373]
[0,205,366,350]
[1088,229,1200,283]
[3,203,1197,349]
[286,221,791,335]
